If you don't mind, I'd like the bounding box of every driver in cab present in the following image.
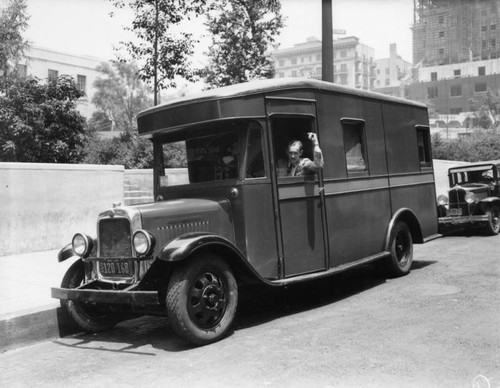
[277,132,324,177]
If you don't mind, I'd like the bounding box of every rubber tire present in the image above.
[484,206,500,235]
[166,254,238,346]
[61,260,120,332]
[379,221,413,278]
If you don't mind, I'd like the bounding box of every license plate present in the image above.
[447,208,462,216]
[99,259,133,277]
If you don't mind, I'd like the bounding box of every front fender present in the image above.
[58,243,75,262]
[157,232,245,263]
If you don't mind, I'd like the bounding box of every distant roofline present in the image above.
[138,78,426,119]
[27,45,108,63]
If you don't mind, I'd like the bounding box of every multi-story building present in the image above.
[17,46,106,119]
[407,0,500,125]
[412,0,500,66]
[373,43,413,98]
[271,36,376,90]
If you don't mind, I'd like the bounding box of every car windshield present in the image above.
[155,120,265,191]
[450,167,495,186]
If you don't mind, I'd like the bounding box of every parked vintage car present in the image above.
[437,161,500,235]
[52,79,440,346]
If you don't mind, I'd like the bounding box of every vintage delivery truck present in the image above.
[52,78,440,345]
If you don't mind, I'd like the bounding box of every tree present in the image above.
[0,76,87,162]
[91,61,153,133]
[109,0,207,103]
[469,89,500,129]
[0,0,29,81]
[202,0,284,88]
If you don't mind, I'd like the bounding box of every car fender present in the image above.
[58,243,75,262]
[156,232,269,285]
[385,208,423,250]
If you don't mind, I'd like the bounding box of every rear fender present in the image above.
[385,208,423,250]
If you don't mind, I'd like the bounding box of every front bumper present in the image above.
[438,215,489,225]
[51,285,160,306]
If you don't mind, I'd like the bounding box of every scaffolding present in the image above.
[412,0,500,66]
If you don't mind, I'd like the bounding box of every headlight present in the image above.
[437,195,448,206]
[133,230,155,256]
[465,192,477,204]
[72,233,93,258]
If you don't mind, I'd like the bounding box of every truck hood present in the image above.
[133,198,234,254]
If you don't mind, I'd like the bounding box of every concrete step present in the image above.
[124,196,155,205]
[124,190,153,198]
[124,184,140,191]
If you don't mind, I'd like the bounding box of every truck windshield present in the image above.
[155,120,265,190]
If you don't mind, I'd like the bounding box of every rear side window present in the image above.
[341,118,368,176]
[416,126,432,168]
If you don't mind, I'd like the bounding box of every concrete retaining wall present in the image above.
[0,163,124,256]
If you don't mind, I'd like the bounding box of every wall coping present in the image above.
[0,163,124,172]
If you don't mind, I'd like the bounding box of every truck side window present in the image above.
[416,125,432,168]
[245,123,265,178]
[341,118,368,174]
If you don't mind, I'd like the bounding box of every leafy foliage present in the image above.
[468,89,500,129]
[432,129,500,162]
[202,0,284,88]
[0,0,29,81]
[91,61,152,132]
[109,0,207,92]
[0,76,87,162]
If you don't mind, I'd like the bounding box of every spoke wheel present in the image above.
[484,206,500,235]
[167,254,238,346]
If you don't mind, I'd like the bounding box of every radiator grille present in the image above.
[99,218,132,258]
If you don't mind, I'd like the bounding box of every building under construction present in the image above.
[413,0,500,66]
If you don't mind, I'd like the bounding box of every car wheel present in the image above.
[166,253,238,346]
[61,260,120,332]
[378,221,413,277]
[484,205,500,235]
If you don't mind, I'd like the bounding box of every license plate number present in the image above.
[99,260,133,277]
[447,208,462,216]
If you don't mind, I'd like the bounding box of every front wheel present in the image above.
[61,260,120,332]
[378,221,413,278]
[166,254,238,346]
[484,206,500,235]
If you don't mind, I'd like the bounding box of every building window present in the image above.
[450,84,462,97]
[481,25,487,32]
[77,74,86,93]
[278,60,284,67]
[301,57,304,63]
[416,126,431,168]
[16,64,27,79]
[316,67,321,75]
[439,48,445,55]
[438,15,444,23]
[385,78,390,86]
[342,119,367,174]
[475,82,487,93]
[491,39,496,48]
[491,24,496,30]
[278,72,284,78]
[341,50,347,58]
[478,66,486,76]
[340,63,347,72]
[454,69,461,78]
[291,70,297,77]
[316,54,321,61]
[427,86,438,99]
[340,74,348,85]
[291,57,297,65]
[439,31,445,38]
[450,108,462,114]
[385,67,390,75]
[431,72,437,81]
[48,69,58,81]
[482,40,487,50]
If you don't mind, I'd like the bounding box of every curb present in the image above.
[0,307,80,353]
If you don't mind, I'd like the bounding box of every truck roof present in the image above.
[137,78,427,120]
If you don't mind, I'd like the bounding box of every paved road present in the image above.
[1,233,499,388]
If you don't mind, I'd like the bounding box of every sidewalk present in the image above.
[0,249,78,352]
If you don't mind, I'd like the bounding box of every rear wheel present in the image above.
[484,205,500,235]
[166,254,238,346]
[61,260,120,332]
[379,221,413,278]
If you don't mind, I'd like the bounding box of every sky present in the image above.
[24,0,415,63]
